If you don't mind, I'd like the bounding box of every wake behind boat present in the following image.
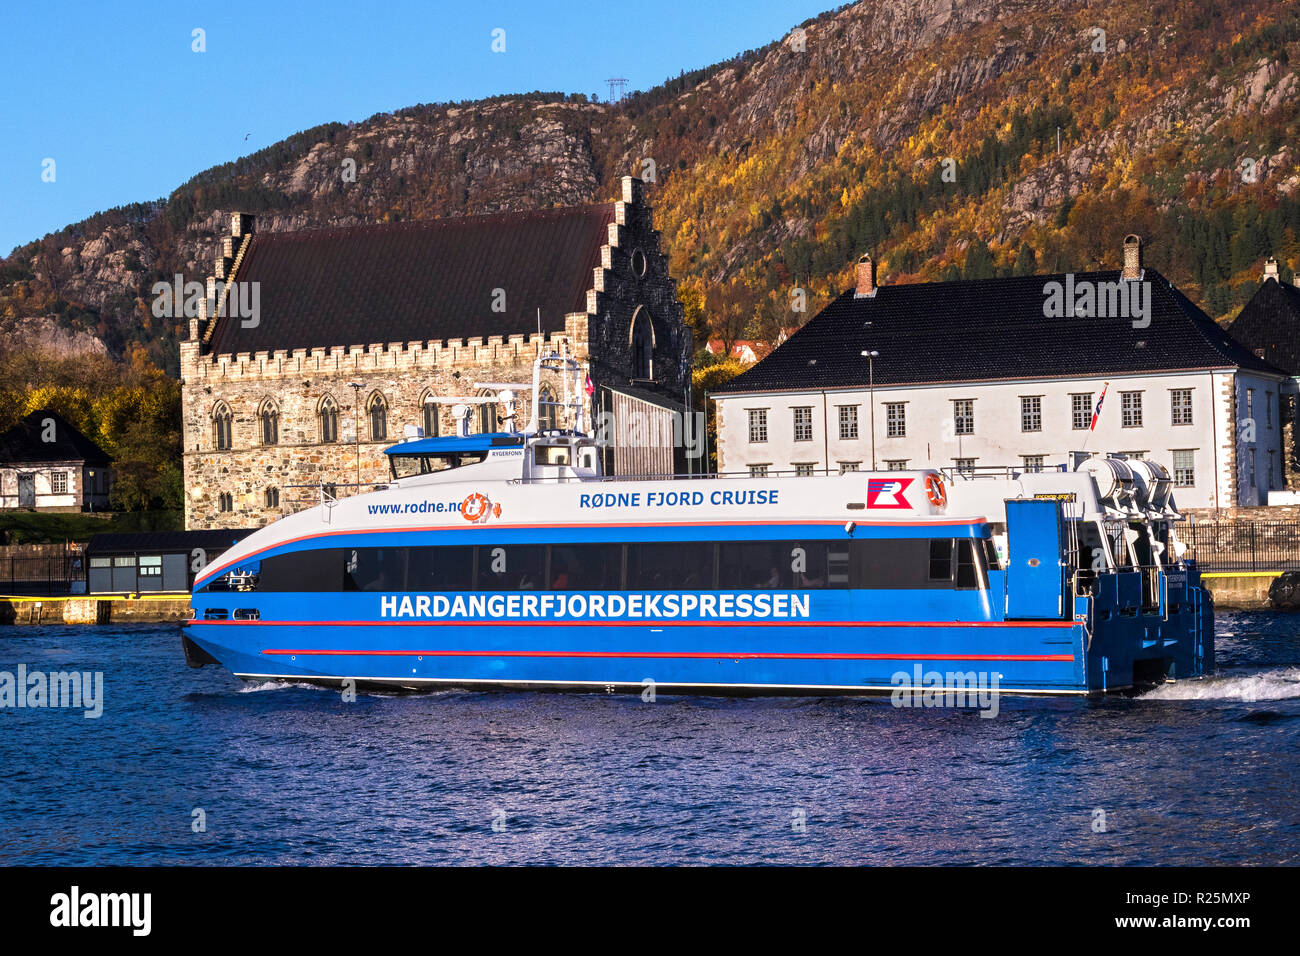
[183,355,1213,698]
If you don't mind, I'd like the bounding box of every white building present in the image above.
[0,410,112,512]
[712,237,1291,510]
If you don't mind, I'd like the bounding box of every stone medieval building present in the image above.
[181,176,690,530]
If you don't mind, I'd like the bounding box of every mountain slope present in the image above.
[3,0,1299,375]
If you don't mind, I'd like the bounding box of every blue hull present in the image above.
[183,584,1210,696]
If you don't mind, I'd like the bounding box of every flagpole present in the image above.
[1080,381,1108,452]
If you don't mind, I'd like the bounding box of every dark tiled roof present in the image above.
[0,411,110,465]
[207,203,615,355]
[1226,277,1300,376]
[715,268,1287,394]
[86,530,252,555]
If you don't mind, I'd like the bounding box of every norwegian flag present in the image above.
[584,373,594,397]
[1090,383,1109,431]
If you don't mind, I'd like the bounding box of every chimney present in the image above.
[854,253,877,298]
[1263,256,1280,283]
[1121,234,1143,280]
[231,212,255,238]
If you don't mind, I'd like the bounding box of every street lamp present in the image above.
[348,381,365,494]
[861,351,879,470]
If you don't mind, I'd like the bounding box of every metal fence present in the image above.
[0,554,81,596]
[1182,521,1300,573]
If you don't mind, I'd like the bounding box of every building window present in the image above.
[218,492,233,512]
[1269,450,1276,488]
[1119,451,1148,460]
[319,395,339,443]
[213,402,233,451]
[51,472,68,494]
[837,405,859,440]
[792,406,813,442]
[1172,449,1195,487]
[537,386,559,431]
[794,462,816,477]
[422,397,441,438]
[954,458,976,476]
[1170,389,1193,426]
[838,461,861,473]
[747,409,768,443]
[748,463,770,477]
[367,393,388,441]
[139,555,162,578]
[1121,391,1143,427]
[1021,456,1044,473]
[265,487,279,508]
[953,399,974,435]
[885,403,906,438]
[1020,396,1042,432]
[259,399,279,446]
[631,307,654,379]
[322,483,338,500]
[477,393,499,434]
[885,460,908,471]
[1071,393,1092,430]
[1266,392,1273,427]
[1245,388,1254,424]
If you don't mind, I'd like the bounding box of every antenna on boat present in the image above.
[451,403,471,437]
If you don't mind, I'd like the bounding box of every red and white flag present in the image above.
[1090,382,1109,431]
[584,373,594,397]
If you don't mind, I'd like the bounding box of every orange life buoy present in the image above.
[461,492,490,522]
[924,474,947,508]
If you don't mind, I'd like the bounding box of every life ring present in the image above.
[924,474,947,508]
[461,493,490,522]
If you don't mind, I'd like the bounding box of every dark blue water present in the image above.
[1,612,1298,865]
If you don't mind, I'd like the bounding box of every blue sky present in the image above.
[0,0,833,257]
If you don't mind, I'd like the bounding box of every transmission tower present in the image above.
[606,77,628,103]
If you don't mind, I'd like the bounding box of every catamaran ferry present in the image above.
[183,357,1213,697]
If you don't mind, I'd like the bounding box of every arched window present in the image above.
[265,487,279,508]
[319,395,339,443]
[368,392,388,441]
[631,306,654,380]
[218,492,233,513]
[537,385,559,431]
[477,390,499,434]
[420,391,440,439]
[259,398,279,446]
[212,402,233,451]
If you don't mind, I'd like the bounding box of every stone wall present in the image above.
[180,176,689,530]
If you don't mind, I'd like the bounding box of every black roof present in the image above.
[207,203,614,356]
[0,410,111,466]
[1227,276,1300,376]
[716,268,1287,394]
[86,530,252,555]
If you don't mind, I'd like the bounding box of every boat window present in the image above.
[955,540,980,589]
[345,548,406,592]
[475,545,546,590]
[406,546,475,591]
[928,539,954,582]
[534,445,572,467]
[627,542,712,589]
[258,548,346,592]
[549,543,623,590]
[390,451,489,479]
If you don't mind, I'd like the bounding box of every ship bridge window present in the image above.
[475,545,546,590]
[389,451,488,479]
[534,445,572,467]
